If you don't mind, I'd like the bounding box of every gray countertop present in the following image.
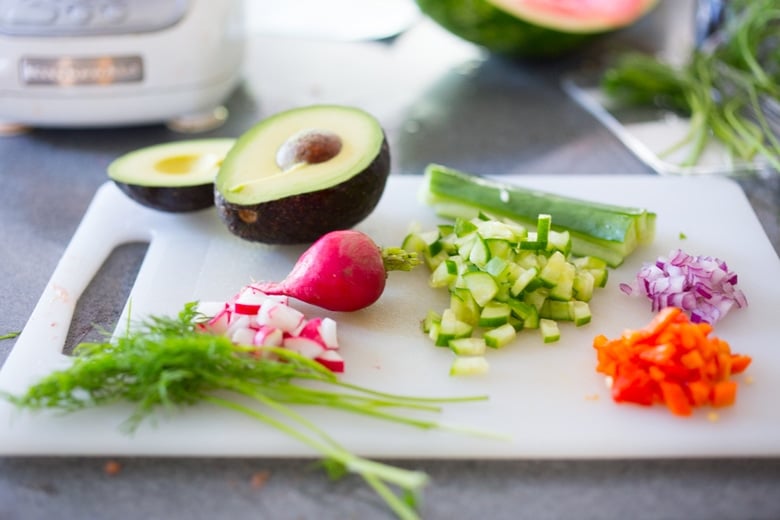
[2,3,779,519]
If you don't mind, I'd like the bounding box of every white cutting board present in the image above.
[2,175,779,459]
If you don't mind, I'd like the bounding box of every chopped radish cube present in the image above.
[298,318,325,345]
[258,299,305,332]
[283,336,325,359]
[254,326,283,347]
[226,315,252,336]
[319,317,339,349]
[196,301,228,318]
[195,285,345,372]
[233,285,268,315]
[203,308,232,335]
[316,349,345,373]
[231,327,255,346]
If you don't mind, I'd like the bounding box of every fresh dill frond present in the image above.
[5,302,493,520]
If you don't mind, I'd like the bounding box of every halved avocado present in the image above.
[214,105,391,244]
[108,138,236,212]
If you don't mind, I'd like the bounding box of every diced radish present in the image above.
[283,336,326,359]
[233,285,269,315]
[196,301,229,318]
[258,299,305,332]
[316,349,345,373]
[298,318,325,344]
[195,284,346,372]
[202,307,232,335]
[234,302,261,315]
[319,317,339,349]
[254,325,283,347]
[226,315,252,337]
[231,327,256,346]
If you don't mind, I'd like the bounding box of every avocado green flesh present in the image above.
[108,138,236,213]
[216,105,385,206]
[108,138,235,187]
[415,0,657,58]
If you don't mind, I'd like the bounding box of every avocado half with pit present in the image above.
[108,138,236,212]
[214,105,391,244]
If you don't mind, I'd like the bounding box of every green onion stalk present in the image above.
[601,0,780,172]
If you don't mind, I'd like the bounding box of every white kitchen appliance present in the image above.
[0,0,245,129]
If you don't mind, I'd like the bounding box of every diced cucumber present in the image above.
[523,287,548,312]
[546,230,571,255]
[539,319,561,343]
[468,234,490,267]
[540,300,573,321]
[484,323,517,349]
[476,219,516,240]
[508,299,539,329]
[417,205,613,367]
[538,251,568,287]
[434,309,473,346]
[438,223,454,237]
[450,287,480,325]
[479,301,511,327]
[450,356,489,376]
[548,262,575,301]
[572,256,609,288]
[454,217,478,237]
[536,213,551,247]
[401,231,426,254]
[510,266,538,297]
[430,258,457,288]
[421,310,441,334]
[486,239,515,264]
[572,270,595,302]
[449,337,487,356]
[484,256,510,280]
[571,301,592,326]
[463,271,498,307]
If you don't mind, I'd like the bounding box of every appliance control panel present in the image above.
[0,0,190,36]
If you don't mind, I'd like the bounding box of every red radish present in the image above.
[254,230,419,312]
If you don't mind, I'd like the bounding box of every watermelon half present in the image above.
[416,0,659,59]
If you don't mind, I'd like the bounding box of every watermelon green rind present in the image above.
[416,0,658,59]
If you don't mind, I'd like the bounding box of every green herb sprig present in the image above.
[4,302,494,520]
[601,0,780,172]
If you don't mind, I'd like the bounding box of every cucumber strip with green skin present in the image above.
[422,164,656,266]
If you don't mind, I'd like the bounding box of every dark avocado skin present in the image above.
[215,137,391,244]
[114,182,215,213]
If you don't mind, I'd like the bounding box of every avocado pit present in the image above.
[276,129,343,171]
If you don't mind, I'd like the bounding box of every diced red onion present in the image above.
[621,249,748,324]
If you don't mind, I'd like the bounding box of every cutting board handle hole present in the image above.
[62,241,150,356]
